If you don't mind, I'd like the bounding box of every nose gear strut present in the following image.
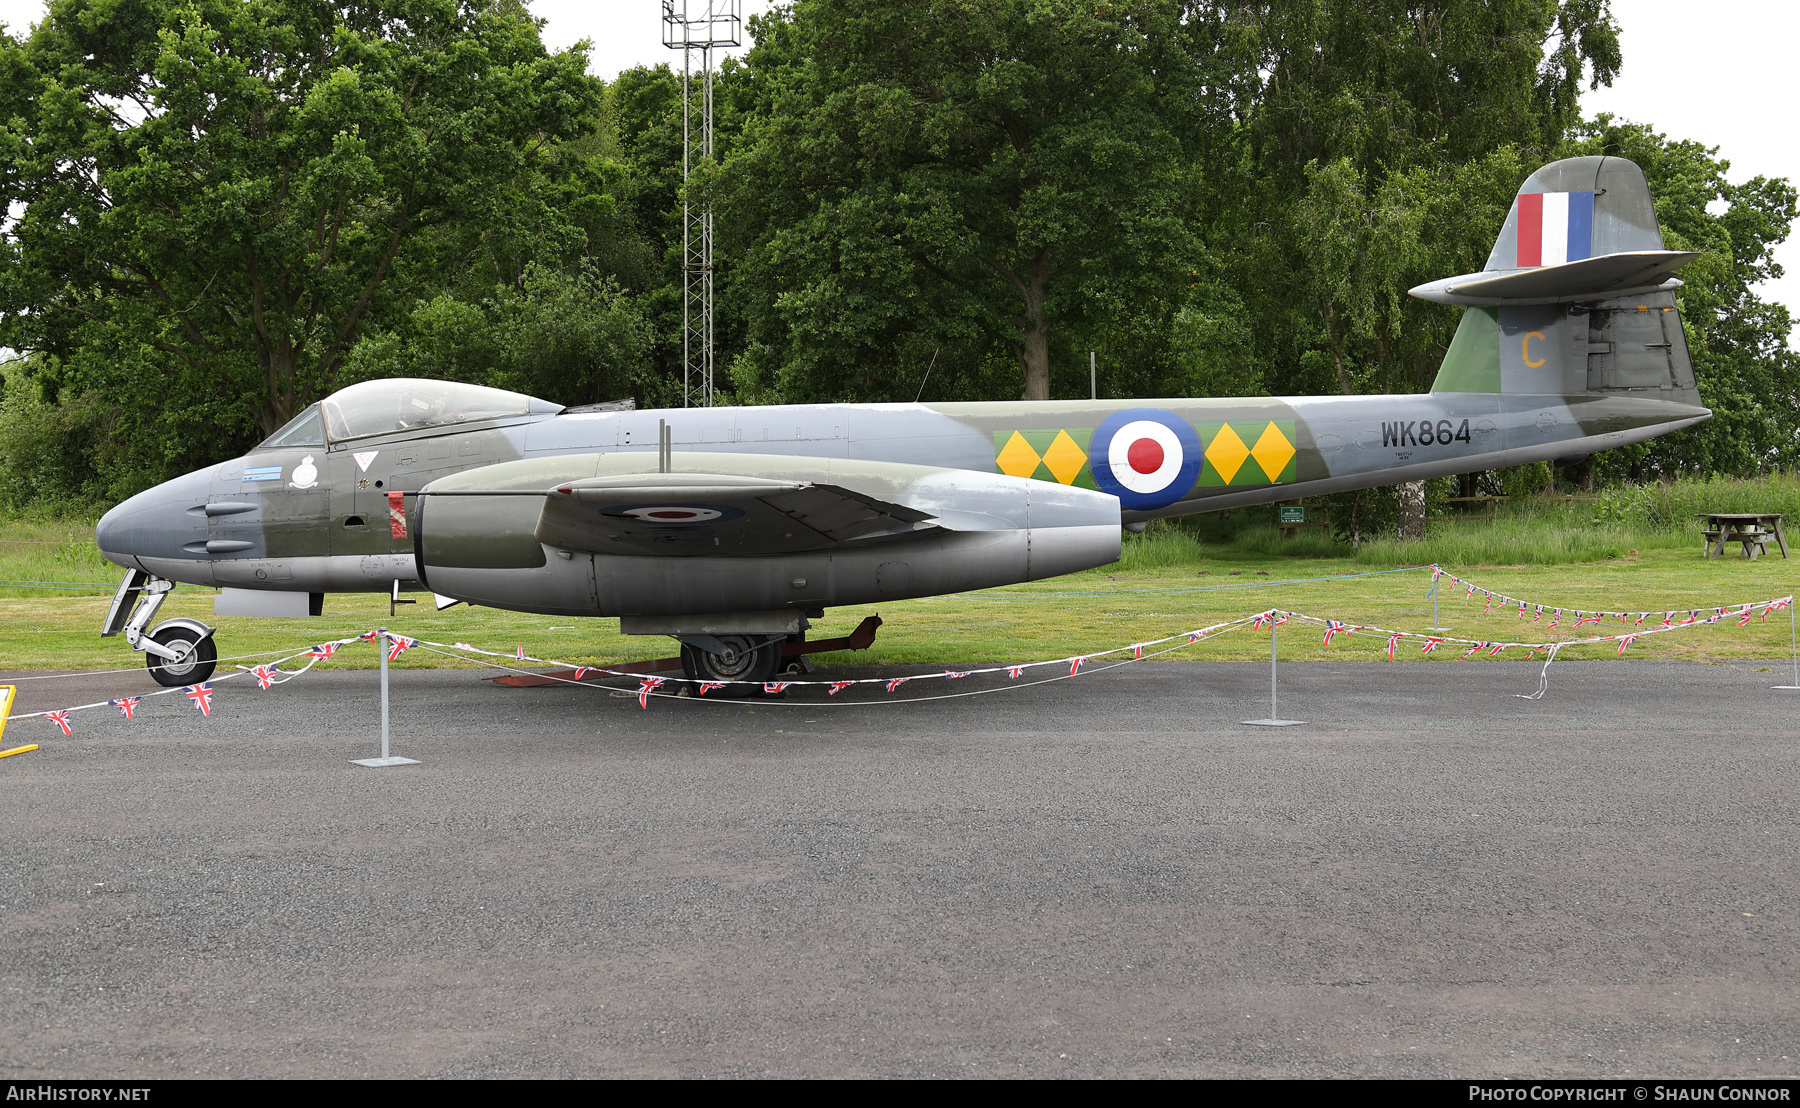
[103,569,219,685]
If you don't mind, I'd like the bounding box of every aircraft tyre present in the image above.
[679,635,779,697]
[146,626,217,688]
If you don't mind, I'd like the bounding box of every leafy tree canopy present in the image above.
[0,0,600,463]
[718,0,1211,403]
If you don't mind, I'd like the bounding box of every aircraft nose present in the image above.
[95,467,215,568]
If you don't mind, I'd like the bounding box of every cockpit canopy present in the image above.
[257,379,559,449]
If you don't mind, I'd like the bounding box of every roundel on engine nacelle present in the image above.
[1089,408,1203,511]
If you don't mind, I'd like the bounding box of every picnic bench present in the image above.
[1698,512,1789,560]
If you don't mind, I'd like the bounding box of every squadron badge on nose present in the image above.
[288,455,319,490]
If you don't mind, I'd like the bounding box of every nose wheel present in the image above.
[146,625,218,687]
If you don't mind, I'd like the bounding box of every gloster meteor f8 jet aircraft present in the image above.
[96,156,1709,688]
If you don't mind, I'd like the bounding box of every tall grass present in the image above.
[1592,470,1800,530]
[1351,518,1674,567]
[0,516,117,597]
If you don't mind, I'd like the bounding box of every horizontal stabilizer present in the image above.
[1409,250,1699,305]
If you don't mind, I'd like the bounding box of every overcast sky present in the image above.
[0,0,1792,343]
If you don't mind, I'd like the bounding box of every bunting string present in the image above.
[6,573,1793,728]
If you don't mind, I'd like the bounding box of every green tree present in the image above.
[345,261,659,407]
[1212,0,1623,398]
[718,0,1209,403]
[0,0,601,448]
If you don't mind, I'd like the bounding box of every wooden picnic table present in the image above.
[1697,512,1789,560]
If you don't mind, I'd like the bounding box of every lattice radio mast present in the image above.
[662,0,740,407]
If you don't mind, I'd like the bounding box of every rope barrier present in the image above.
[4,572,1792,732]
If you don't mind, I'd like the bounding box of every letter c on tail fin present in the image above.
[1522,331,1547,368]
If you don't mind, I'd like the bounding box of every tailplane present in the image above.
[1416,156,1702,405]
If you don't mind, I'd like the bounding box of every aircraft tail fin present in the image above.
[1414,156,1701,405]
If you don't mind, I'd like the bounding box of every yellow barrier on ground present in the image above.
[0,743,37,759]
[0,684,13,743]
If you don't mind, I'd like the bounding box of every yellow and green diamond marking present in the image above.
[993,429,1098,489]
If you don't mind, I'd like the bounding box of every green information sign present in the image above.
[1279,506,1306,524]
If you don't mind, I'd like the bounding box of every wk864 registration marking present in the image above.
[1382,419,1472,448]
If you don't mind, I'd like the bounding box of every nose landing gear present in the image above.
[103,569,219,686]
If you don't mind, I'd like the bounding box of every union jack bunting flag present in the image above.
[1321,620,1347,646]
[696,681,727,696]
[1385,633,1403,661]
[1461,642,1487,659]
[636,676,664,709]
[1131,643,1146,659]
[1635,613,1649,626]
[359,630,382,644]
[827,681,855,696]
[452,643,476,651]
[572,667,591,681]
[515,644,528,660]
[1007,666,1025,679]
[111,697,140,719]
[185,682,214,716]
[1488,642,1507,656]
[1273,612,1290,627]
[1187,630,1204,643]
[1738,608,1756,627]
[1482,596,1494,615]
[763,681,792,695]
[946,671,970,679]
[252,665,278,690]
[307,642,338,660]
[46,710,72,735]
[1252,611,1274,630]
[386,636,415,662]
[1616,635,1637,656]
[1546,609,1561,628]
[1576,615,1601,628]
[885,677,909,693]
[1518,601,1528,619]
[1420,638,1446,654]
[1068,657,1087,676]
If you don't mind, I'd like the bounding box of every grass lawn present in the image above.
[1,520,1794,676]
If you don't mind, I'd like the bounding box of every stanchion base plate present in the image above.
[351,756,422,768]
[1242,719,1305,727]
[1773,686,1800,690]
[1423,627,1453,632]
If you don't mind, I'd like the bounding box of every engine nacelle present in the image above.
[414,453,1120,618]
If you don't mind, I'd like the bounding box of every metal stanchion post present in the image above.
[1244,613,1303,727]
[1425,571,1450,632]
[353,628,420,767]
[1775,600,1800,691]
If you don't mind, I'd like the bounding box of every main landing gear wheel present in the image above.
[146,626,217,687]
[679,635,779,697]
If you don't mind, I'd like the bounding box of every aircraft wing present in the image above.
[535,473,941,556]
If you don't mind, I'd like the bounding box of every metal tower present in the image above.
[663,0,740,407]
